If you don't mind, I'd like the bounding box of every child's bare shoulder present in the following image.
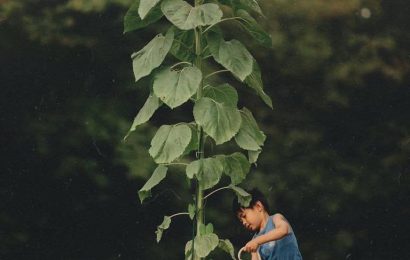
[272,213,290,226]
[272,213,286,220]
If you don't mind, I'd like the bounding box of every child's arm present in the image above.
[254,214,290,245]
[251,252,259,260]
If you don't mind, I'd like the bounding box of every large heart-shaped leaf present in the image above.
[168,26,195,62]
[208,33,253,81]
[193,97,241,145]
[183,124,199,156]
[237,0,263,16]
[248,150,261,164]
[230,185,251,207]
[156,215,171,243]
[185,233,219,258]
[236,9,272,47]
[203,84,238,107]
[149,124,191,163]
[217,152,250,185]
[131,30,174,82]
[235,107,266,151]
[138,165,168,203]
[139,0,162,19]
[153,66,202,109]
[124,94,162,140]
[244,59,273,108]
[186,157,224,190]
[161,0,223,30]
[124,0,164,33]
[218,0,263,16]
[218,239,236,260]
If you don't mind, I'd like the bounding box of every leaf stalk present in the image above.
[169,212,190,219]
[204,186,231,200]
[203,17,248,33]
[205,69,230,80]
[170,61,192,70]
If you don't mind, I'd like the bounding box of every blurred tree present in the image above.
[239,0,410,259]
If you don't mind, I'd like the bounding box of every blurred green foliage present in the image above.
[1,0,409,259]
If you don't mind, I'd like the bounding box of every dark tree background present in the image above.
[1,0,409,259]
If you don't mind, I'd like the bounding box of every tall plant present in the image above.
[124,0,272,258]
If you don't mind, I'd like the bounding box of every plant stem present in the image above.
[194,1,205,259]
[203,186,231,200]
[194,27,205,259]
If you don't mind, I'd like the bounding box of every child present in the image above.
[233,188,302,260]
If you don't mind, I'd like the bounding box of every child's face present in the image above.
[237,202,265,232]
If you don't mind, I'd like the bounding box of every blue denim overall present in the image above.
[253,215,303,260]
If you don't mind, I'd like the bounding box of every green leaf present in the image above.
[169,26,195,62]
[149,124,191,163]
[230,185,251,207]
[124,94,161,140]
[185,233,219,258]
[156,215,171,242]
[235,107,266,151]
[203,84,238,107]
[185,161,196,179]
[124,0,163,33]
[206,223,214,234]
[193,97,241,145]
[161,0,223,30]
[208,33,253,81]
[236,9,272,47]
[197,222,214,236]
[131,30,174,82]
[237,0,263,16]
[218,152,250,185]
[153,66,202,109]
[183,124,199,156]
[219,0,263,16]
[188,204,195,220]
[185,240,193,259]
[186,157,224,190]
[244,60,273,108]
[248,149,261,164]
[218,239,236,260]
[139,0,162,19]
[138,165,168,203]
[195,233,219,257]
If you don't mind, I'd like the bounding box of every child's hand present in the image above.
[244,239,259,252]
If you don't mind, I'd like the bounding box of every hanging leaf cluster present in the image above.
[124,0,272,258]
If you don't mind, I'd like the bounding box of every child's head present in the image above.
[232,188,270,232]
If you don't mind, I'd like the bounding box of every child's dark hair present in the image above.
[232,188,270,214]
